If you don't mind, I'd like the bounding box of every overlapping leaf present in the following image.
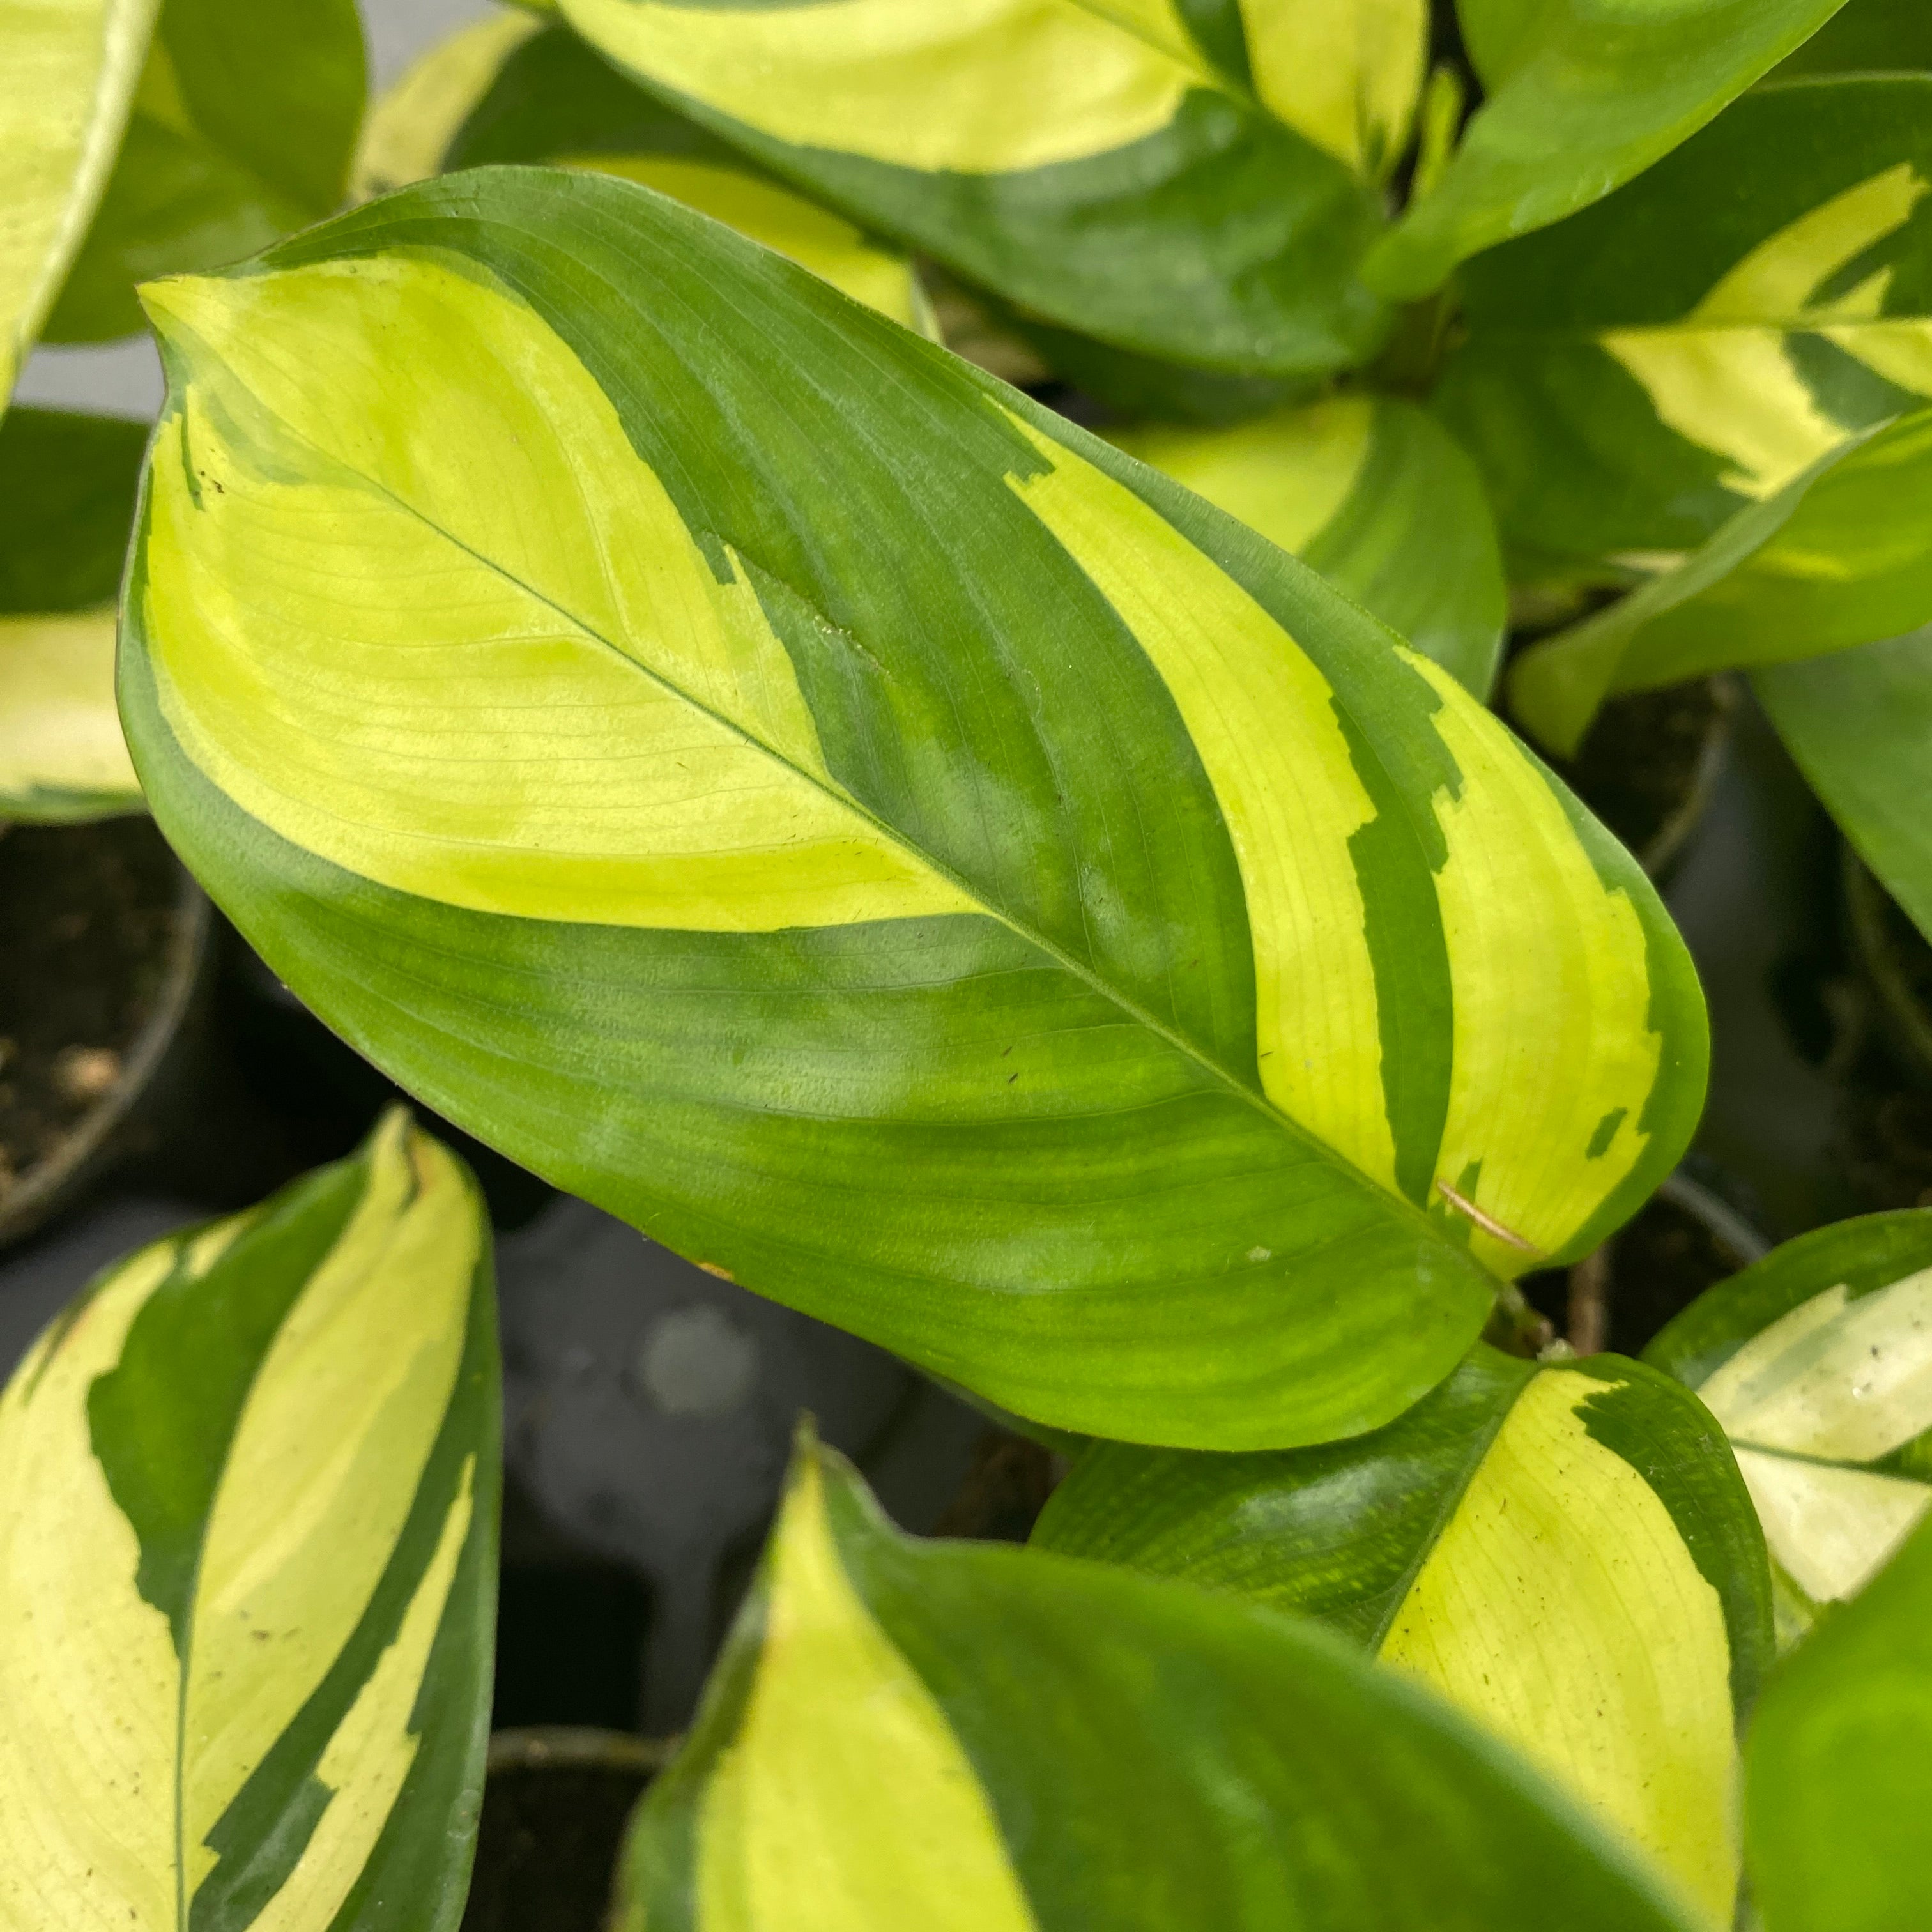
[552,0,1392,381]
[0,408,146,820]
[1772,0,1932,77]
[1034,1347,1770,1924]
[1757,627,1932,942]
[0,0,158,399]
[120,169,1705,1449]
[1648,1211,1932,1646]
[1110,395,1506,696]
[0,1110,500,1930]
[1437,77,1932,577]
[44,0,366,344]
[1744,1513,1932,1932]
[614,1433,1704,1932]
[1365,0,1849,302]
[1508,406,1932,754]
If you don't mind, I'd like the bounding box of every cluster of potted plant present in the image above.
[4,0,1931,1926]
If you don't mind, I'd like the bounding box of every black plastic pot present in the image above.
[460,1727,671,1932]
[0,818,214,1247]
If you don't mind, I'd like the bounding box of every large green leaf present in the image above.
[0,0,160,397]
[1363,0,1848,301]
[429,20,932,334]
[1436,77,1932,578]
[1756,625,1932,941]
[0,1110,499,1929]
[1034,1347,1770,1924]
[119,168,1706,1450]
[1744,1512,1932,1932]
[613,1432,1704,1932]
[1772,0,1932,77]
[1109,395,1506,696]
[550,0,1392,381]
[1648,1213,1932,1647]
[45,0,367,343]
[0,408,148,820]
[1509,406,1932,755]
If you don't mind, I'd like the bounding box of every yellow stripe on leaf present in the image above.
[0,608,141,811]
[569,157,930,334]
[1241,0,1427,180]
[0,1243,180,1928]
[698,1452,1038,1932]
[555,0,1193,176]
[180,1111,477,1901]
[1380,1370,1738,1927]
[1411,652,1662,1271]
[0,0,159,397]
[1002,410,1395,1195]
[139,255,975,935]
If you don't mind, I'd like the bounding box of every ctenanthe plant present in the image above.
[4,0,1932,1927]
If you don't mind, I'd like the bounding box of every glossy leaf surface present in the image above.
[1034,1347,1770,1924]
[1110,395,1506,696]
[1744,1513,1932,1932]
[1365,0,1847,300]
[0,1111,500,1929]
[1510,406,1932,755]
[0,0,158,396]
[615,1435,1703,1932]
[45,0,367,344]
[0,408,147,819]
[553,0,1390,380]
[1438,78,1932,577]
[121,169,1705,1449]
[1756,625,1932,942]
[1648,1213,1932,1644]
[436,22,930,332]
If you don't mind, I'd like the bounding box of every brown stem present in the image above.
[1566,1244,1613,1357]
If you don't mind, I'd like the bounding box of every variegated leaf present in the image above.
[1438,77,1932,579]
[1744,1513,1932,1932]
[44,0,367,345]
[0,0,159,399]
[429,20,933,334]
[1508,405,1932,756]
[0,1110,500,1930]
[1648,1211,1932,1646]
[1034,1346,1770,1926]
[551,0,1393,383]
[0,406,146,820]
[1109,394,1506,696]
[615,1432,1706,1932]
[119,169,1705,1450]
[1364,0,1848,302]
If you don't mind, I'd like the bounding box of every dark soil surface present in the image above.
[461,1745,659,1932]
[0,819,180,1202]
[1837,1082,1932,1211]
[1549,680,1726,870]
[1603,1189,1757,1356]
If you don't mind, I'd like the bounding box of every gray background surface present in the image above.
[15,0,493,420]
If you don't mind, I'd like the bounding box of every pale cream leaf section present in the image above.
[1379,1370,1738,1928]
[0,1241,179,1930]
[1733,1448,1931,1607]
[1001,410,1395,1194]
[1409,652,1660,1269]
[139,255,974,933]
[556,0,1190,174]
[1107,396,1374,558]
[1698,1269,1932,1463]
[180,1112,479,1899]
[0,608,141,810]
[697,1453,1038,1932]
[1241,0,1427,179]
[0,0,160,397]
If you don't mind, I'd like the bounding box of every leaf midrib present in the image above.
[206,394,1471,1264]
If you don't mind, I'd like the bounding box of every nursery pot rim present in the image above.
[0,828,213,1248]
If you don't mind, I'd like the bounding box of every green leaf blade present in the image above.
[618,1435,1707,1932]
[0,1112,500,1930]
[121,167,1705,1448]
